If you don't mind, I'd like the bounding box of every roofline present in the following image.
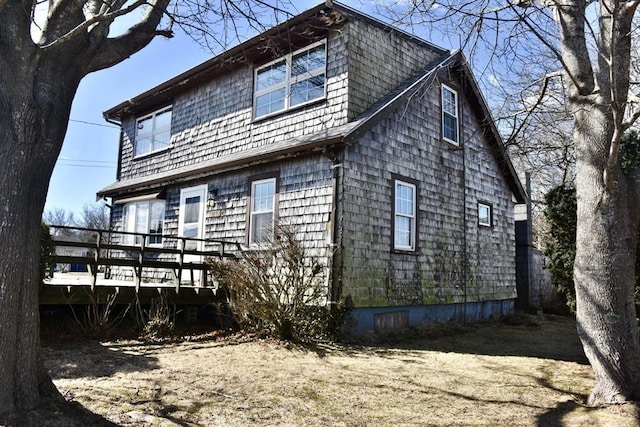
[103,1,447,120]
[97,130,348,198]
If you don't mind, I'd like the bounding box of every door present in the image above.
[178,185,207,284]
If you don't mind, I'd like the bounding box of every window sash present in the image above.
[394,180,416,251]
[249,178,275,245]
[441,86,459,144]
[253,41,326,118]
[135,107,172,157]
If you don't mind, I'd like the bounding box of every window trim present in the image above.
[125,198,166,247]
[391,175,419,253]
[134,106,172,158]
[441,84,459,145]
[246,172,280,247]
[253,40,327,120]
[478,201,493,228]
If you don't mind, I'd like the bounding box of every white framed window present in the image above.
[249,177,277,245]
[478,202,492,227]
[135,106,172,157]
[441,85,459,145]
[254,40,326,119]
[125,200,165,245]
[394,179,417,251]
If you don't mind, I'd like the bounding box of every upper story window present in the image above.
[393,178,417,252]
[135,107,172,157]
[253,40,327,119]
[441,85,459,145]
[125,199,165,246]
[248,176,278,246]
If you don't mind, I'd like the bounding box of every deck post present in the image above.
[135,236,145,292]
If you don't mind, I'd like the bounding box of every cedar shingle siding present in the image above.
[100,2,525,333]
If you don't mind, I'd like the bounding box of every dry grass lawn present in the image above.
[6,314,640,426]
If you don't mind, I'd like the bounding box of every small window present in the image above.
[442,85,459,144]
[249,177,277,245]
[126,200,165,245]
[254,41,326,119]
[135,107,172,157]
[478,202,492,227]
[394,179,417,251]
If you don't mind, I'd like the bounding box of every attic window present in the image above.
[441,85,459,145]
[135,106,172,157]
[253,40,327,119]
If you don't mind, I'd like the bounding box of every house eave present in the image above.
[97,125,353,199]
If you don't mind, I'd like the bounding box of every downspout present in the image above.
[323,146,344,317]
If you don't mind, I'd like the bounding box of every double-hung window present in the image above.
[441,85,459,145]
[254,40,326,118]
[135,107,172,157]
[393,178,417,252]
[249,177,277,245]
[126,200,165,246]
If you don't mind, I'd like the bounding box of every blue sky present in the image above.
[44,1,449,215]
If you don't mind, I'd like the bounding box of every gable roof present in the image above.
[98,3,525,204]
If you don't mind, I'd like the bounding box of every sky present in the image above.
[44,0,450,216]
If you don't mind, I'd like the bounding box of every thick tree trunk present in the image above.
[0,0,168,417]
[0,41,80,418]
[573,101,640,406]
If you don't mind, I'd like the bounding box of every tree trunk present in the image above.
[0,46,80,418]
[573,99,640,406]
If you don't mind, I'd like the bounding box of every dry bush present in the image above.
[208,225,338,342]
[70,291,129,339]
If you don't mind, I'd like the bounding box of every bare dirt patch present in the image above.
[6,314,640,426]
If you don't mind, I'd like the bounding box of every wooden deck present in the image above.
[41,225,241,305]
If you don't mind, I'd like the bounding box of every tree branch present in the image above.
[39,0,150,50]
[551,0,595,95]
[83,0,171,74]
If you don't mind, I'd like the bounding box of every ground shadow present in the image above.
[336,313,589,365]
[1,398,119,427]
[43,339,160,380]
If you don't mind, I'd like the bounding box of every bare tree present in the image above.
[79,202,110,231]
[389,0,640,406]
[43,208,76,228]
[0,0,292,416]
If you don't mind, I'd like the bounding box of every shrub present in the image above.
[208,225,341,342]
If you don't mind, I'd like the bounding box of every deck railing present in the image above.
[45,225,242,293]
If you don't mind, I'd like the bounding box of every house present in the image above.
[97,1,527,333]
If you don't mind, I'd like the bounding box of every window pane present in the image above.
[395,216,411,247]
[292,45,326,77]
[256,60,286,90]
[155,109,172,129]
[443,113,458,142]
[149,201,164,244]
[479,204,491,226]
[251,212,273,244]
[395,183,414,216]
[153,129,171,151]
[291,75,325,106]
[135,136,152,156]
[136,116,152,136]
[253,181,275,212]
[442,88,457,115]
[184,196,201,224]
[255,88,286,117]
